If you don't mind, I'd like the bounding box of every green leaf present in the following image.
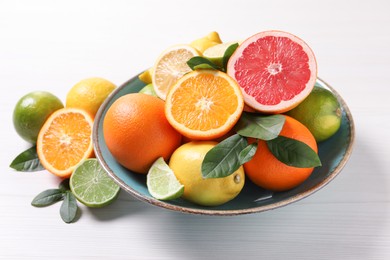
[187,56,221,71]
[9,146,44,172]
[238,142,258,165]
[60,191,78,224]
[236,113,285,140]
[222,43,239,71]
[201,134,248,179]
[266,136,322,168]
[59,179,70,191]
[31,189,64,207]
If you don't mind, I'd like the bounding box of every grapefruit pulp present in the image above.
[227,30,317,113]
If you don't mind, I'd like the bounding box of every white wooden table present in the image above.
[1,0,389,259]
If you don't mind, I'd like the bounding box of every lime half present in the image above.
[70,159,120,208]
[147,157,184,200]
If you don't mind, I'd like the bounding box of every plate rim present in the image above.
[93,75,356,216]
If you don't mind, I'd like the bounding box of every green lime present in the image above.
[139,83,157,97]
[70,159,120,208]
[147,157,184,200]
[203,42,238,67]
[286,86,342,142]
[13,91,64,143]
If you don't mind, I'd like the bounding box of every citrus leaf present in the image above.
[201,134,248,179]
[60,191,78,224]
[236,113,285,140]
[31,189,64,207]
[238,142,258,165]
[222,43,239,71]
[59,179,70,191]
[266,136,322,168]
[187,56,221,71]
[9,146,44,172]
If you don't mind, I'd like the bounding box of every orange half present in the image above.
[37,108,94,178]
[165,70,244,140]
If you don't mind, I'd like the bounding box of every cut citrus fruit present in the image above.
[227,30,317,113]
[190,31,222,53]
[37,108,94,178]
[138,67,153,84]
[203,41,239,66]
[152,44,199,100]
[147,157,184,200]
[165,70,244,140]
[70,158,120,207]
[139,83,157,97]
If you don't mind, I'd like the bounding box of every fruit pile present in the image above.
[103,31,343,207]
[11,30,343,218]
[11,78,121,223]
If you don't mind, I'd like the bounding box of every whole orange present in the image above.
[244,115,318,192]
[103,93,182,173]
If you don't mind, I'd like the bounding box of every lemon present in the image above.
[66,77,116,118]
[190,31,222,54]
[286,86,342,142]
[13,91,64,143]
[169,141,245,206]
[138,68,153,84]
[152,44,199,100]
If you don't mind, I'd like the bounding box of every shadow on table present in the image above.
[84,192,154,221]
[81,136,389,259]
[154,136,389,259]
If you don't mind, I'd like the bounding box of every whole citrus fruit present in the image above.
[227,30,317,113]
[103,93,182,174]
[244,115,318,192]
[66,77,116,118]
[169,141,245,206]
[286,87,342,142]
[13,91,64,143]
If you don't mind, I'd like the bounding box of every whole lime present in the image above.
[13,91,64,143]
[286,87,342,142]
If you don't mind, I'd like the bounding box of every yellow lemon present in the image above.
[138,67,153,84]
[190,31,222,54]
[169,141,245,206]
[152,44,199,100]
[66,77,116,118]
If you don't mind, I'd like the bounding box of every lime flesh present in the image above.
[286,86,342,142]
[70,159,120,208]
[139,83,157,97]
[147,157,184,200]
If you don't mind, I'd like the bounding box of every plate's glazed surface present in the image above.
[93,75,355,215]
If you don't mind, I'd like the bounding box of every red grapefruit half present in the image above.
[227,31,317,113]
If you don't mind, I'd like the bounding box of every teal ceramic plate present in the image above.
[93,75,355,215]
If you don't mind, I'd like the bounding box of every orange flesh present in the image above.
[170,73,239,131]
[41,112,92,171]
